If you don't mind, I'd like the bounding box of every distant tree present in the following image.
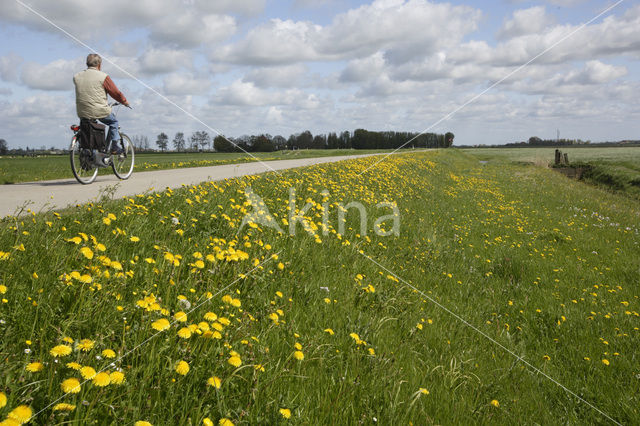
[272,135,287,150]
[189,133,199,151]
[172,132,185,152]
[199,131,211,151]
[445,132,454,147]
[156,132,169,152]
[528,136,542,145]
[214,135,235,152]
[339,131,351,149]
[327,132,339,149]
[0,139,7,155]
[297,131,313,149]
[189,131,211,151]
[312,134,327,149]
[252,135,275,152]
[287,134,297,150]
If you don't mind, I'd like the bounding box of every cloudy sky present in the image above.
[0,0,638,149]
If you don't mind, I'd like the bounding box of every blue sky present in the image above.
[0,0,638,149]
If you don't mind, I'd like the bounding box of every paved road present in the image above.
[0,153,386,217]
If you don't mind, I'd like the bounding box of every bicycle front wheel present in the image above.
[111,134,135,180]
[70,135,98,184]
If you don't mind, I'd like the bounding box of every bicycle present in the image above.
[69,102,135,184]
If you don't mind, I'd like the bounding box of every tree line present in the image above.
[152,130,454,152]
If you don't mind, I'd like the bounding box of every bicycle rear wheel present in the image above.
[111,134,135,180]
[70,135,98,184]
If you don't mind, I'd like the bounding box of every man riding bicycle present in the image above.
[73,53,129,154]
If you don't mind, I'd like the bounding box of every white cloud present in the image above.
[215,19,322,65]
[339,53,386,83]
[0,53,24,82]
[110,41,140,58]
[21,58,83,91]
[215,0,481,65]
[163,72,212,95]
[497,6,553,40]
[150,13,236,48]
[0,0,251,47]
[243,64,308,88]
[563,60,627,85]
[139,49,192,75]
[214,79,320,108]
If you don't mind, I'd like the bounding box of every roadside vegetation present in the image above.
[0,150,638,424]
[0,149,396,184]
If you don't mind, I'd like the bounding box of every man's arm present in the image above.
[103,76,128,106]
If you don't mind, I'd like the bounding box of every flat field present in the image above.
[0,149,639,424]
[0,149,393,184]
[466,146,640,199]
[463,146,640,165]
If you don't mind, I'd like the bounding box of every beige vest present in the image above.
[73,68,111,119]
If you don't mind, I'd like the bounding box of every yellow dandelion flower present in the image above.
[294,351,304,361]
[218,317,230,326]
[203,419,214,426]
[61,378,81,394]
[134,421,152,426]
[26,362,44,372]
[130,236,140,242]
[279,408,291,419]
[277,262,284,270]
[324,328,334,335]
[230,298,241,308]
[212,331,222,339]
[0,285,7,294]
[294,342,302,350]
[52,403,76,412]
[419,388,429,395]
[178,327,192,339]
[102,349,116,358]
[204,312,218,321]
[95,243,106,252]
[102,217,111,225]
[368,348,375,356]
[0,391,6,408]
[8,405,32,424]
[176,360,190,375]
[228,355,242,367]
[207,376,222,389]
[602,359,610,366]
[542,355,551,361]
[93,372,111,387]
[151,318,170,331]
[490,399,500,408]
[66,362,82,370]
[219,419,234,426]
[194,260,205,269]
[50,345,72,357]
[110,371,125,385]
[174,311,187,322]
[80,247,94,260]
[80,366,96,379]
[77,339,94,352]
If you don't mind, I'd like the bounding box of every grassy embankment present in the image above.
[0,149,638,424]
[0,149,396,184]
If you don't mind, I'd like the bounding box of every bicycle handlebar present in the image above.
[110,102,132,109]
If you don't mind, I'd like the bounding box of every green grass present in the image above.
[0,149,395,184]
[465,146,640,199]
[0,149,639,424]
